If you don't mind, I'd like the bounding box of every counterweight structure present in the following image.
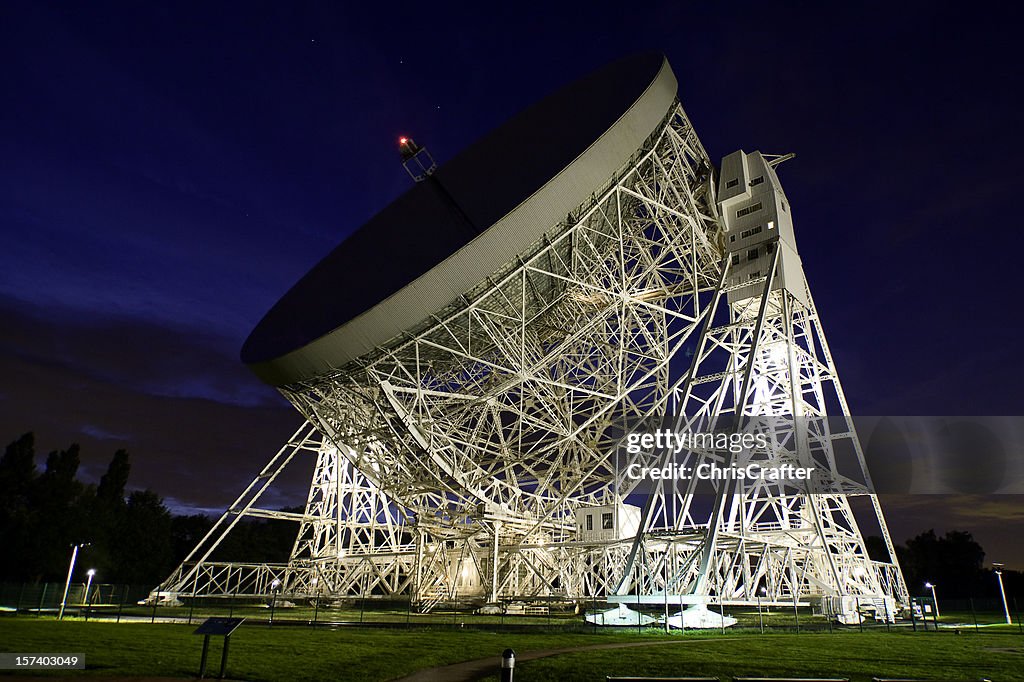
[155,54,908,617]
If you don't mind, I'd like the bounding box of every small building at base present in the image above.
[574,502,641,542]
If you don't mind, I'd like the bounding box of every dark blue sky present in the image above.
[1,2,1022,565]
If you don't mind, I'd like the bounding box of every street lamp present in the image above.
[58,543,90,620]
[85,569,96,602]
[993,563,1012,625]
[757,586,766,634]
[84,569,96,620]
[924,582,939,619]
[269,578,282,626]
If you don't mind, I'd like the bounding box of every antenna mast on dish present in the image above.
[398,136,436,182]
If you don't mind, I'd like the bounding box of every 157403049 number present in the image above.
[0,654,85,669]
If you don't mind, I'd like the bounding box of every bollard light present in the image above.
[500,648,515,682]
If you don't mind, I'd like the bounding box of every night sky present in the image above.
[2,2,1022,566]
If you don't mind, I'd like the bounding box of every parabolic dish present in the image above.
[242,52,678,386]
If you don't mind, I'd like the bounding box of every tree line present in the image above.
[0,433,295,585]
[1,431,1020,597]
[867,531,1021,600]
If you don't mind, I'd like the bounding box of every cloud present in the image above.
[0,296,310,514]
[0,296,280,408]
[938,495,1024,523]
[876,494,1024,568]
[80,424,130,441]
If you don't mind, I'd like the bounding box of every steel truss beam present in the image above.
[156,103,908,613]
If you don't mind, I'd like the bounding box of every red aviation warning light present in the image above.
[398,135,436,182]
[398,136,420,160]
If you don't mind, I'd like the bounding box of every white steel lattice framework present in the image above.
[156,99,908,612]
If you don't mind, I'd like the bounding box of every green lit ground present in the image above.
[1,617,1021,681]
[480,629,1024,681]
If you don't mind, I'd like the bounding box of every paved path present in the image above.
[391,636,737,682]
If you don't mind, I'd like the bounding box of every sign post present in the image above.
[193,617,244,679]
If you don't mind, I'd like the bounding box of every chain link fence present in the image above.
[1,582,1020,635]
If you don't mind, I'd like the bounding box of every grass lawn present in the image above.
[2,618,1021,681]
[479,630,1024,682]
[0,618,662,680]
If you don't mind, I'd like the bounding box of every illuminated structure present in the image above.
[155,54,908,617]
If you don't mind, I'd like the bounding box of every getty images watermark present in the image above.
[622,428,816,483]
[614,416,1024,494]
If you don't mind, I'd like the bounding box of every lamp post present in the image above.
[84,569,96,621]
[269,578,281,626]
[58,543,90,620]
[993,563,1012,625]
[924,582,939,619]
[757,586,765,634]
[85,569,96,604]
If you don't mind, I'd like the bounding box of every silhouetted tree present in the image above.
[109,490,174,584]
[0,430,309,585]
[83,449,134,580]
[0,433,39,581]
[864,535,892,563]
[212,507,302,564]
[26,445,89,580]
[0,435,180,584]
[0,432,36,489]
[170,514,214,561]
[97,449,130,505]
[897,529,987,598]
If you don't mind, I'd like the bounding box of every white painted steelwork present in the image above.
[155,56,908,617]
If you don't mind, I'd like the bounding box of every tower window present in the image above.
[731,254,740,265]
[730,234,736,243]
[749,271,761,280]
[586,514,593,531]
[737,202,763,218]
[602,513,614,530]
[726,178,739,188]
[750,176,764,186]
[747,248,759,261]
